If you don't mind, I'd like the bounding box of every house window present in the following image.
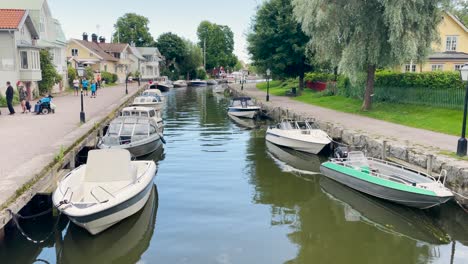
[404,64,416,72]
[71,49,78,56]
[455,64,465,71]
[446,36,458,51]
[113,52,120,59]
[431,64,444,71]
[20,51,28,69]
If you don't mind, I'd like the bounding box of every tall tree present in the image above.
[113,13,155,46]
[156,32,187,66]
[443,0,468,25]
[180,39,203,79]
[247,0,310,90]
[293,0,441,110]
[197,21,238,70]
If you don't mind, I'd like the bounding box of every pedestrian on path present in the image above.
[18,84,27,113]
[5,81,15,115]
[91,80,97,98]
[82,78,89,96]
[73,77,79,96]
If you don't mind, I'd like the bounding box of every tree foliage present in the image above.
[180,39,203,79]
[443,0,468,25]
[156,32,187,66]
[38,49,61,94]
[113,13,155,46]
[293,0,442,110]
[197,21,238,70]
[247,0,310,89]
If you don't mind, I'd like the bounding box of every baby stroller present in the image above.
[34,95,56,114]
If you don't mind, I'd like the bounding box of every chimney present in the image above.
[82,32,88,41]
[91,33,98,43]
[99,36,106,43]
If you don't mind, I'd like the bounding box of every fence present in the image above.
[334,84,465,110]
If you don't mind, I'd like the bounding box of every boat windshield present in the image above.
[134,123,149,135]
[120,124,134,136]
[231,99,254,107]
[108,122,122,136]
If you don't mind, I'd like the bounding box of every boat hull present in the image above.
[320,164,452,209]
[99,137,163,158]
[67,180,154,235]
[156,84,171,92]
[266,132,328,154]
[189,82,207,87]
[227,108,259,119]
[132,102,163,110]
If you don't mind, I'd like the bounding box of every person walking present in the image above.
[18,84,27,113]
[5,81,15,115]
[91,80,97,98]
[73,77,80,96]
[82,78,89,96]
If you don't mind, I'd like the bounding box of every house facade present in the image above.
[0,9,41,98]
[136,47,163,80]
[1,0,68,92]
[402,11,468,73]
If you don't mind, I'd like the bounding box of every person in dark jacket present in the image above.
[5,81,15,115]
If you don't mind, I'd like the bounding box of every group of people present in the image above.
[3,81,30,115]
[73,77,100,98]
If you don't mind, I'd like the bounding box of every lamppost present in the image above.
[77,67,85,123]
[125,68,129,95]
[266,68,271,102]
[241,71,244,91]
[457,63,468,156]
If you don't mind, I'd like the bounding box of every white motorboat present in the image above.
[52,149,157,235]
[227,97,260,119]
[154,76,173,92]
[98,116,164,157]
[121,106,164,133]
[132,93,163,110]
[207,79,218,85]
[266,119,331,154]
[142,89,165,103]
[173,80,188,87]
[188,79,207,87]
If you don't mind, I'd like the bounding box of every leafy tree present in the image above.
[197,21,238,70]
[38,49,61,94]
[443,0,468,25]
[67,65,77,87]
[84,66,94,80]
[293,0,441,110]
[156,32,187,67]
[180,39,203,79]
[247,0,310,90]
[113,13,155,47]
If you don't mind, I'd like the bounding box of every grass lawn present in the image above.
[257,82,462,136]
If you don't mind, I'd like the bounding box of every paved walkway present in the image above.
[233,83,459,153]
[0,83,141,204]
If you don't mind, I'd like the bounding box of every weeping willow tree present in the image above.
[292,0,442,110]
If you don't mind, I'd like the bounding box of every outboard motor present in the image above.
[334,146,349,159]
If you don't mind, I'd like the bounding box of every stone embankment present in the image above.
[229,83,468,206]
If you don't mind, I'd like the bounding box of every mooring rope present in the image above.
[7,208,62,244]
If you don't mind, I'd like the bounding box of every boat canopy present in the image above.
[107,117,158,138]
[230,97,256,107]
[134,96,160,103]
[121,107,159,118]
[277,119,320,130]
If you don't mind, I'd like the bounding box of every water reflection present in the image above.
[59,185,158,264]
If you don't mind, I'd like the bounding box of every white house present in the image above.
[1,0,67,92]
[0,9,41,98]
[136,47,163,80]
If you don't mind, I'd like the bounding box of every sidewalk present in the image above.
[234,83,459,153]
[0,83,141,203]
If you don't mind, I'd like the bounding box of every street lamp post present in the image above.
[77,67,85,123]
[125,69,129,95]
[241,72,244,91]
[266,68,271,102]
[457,63,468,156]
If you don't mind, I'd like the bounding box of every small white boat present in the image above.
[188,79,207,87]
[266,119,331,154]
[132,95,163,110]
[121,106,164,133]
[173,80,188,87]
[227,97,260,119]
[154,76,173,92]
[207,79,218,85]
[142,89,165,103]
[98,116,163,157]
[52,149,157,235]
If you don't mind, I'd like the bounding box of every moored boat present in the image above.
[52,149,157,235]
[227,97,260,119]
[120,106,164,133]
[207,79,218,85]
[173,80,188,87]
[266,119,331,154]
[98,116,163,157]
[154,76,173,92]
[188,79,207,87]
[320,151,454,209]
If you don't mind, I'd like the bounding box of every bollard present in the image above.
[382,140,387,160]
[427,154,433,175]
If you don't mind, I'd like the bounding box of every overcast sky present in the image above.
[48,0,263,62]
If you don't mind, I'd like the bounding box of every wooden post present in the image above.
[382,140,387,160]
[427,154,433,175]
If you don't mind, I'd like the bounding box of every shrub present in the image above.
[38,49,61,94]
[101,71,118,84]
[67,66,77,87]
[84,66,94,80]
[374,71,463,90]
[304,72,335,82]
[0,90,19,107]
[196,68,207,80]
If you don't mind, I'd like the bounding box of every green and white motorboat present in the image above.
[320,151,453,209]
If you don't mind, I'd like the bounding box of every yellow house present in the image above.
[67,33,133,82]
[402,11,468,73]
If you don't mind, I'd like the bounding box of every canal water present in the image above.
[1,87,468,264]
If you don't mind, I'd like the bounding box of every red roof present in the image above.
[0,9,26,30]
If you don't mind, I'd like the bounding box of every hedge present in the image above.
[374,70,464,90]
[304,72,335,82]
[101,71,118,84]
